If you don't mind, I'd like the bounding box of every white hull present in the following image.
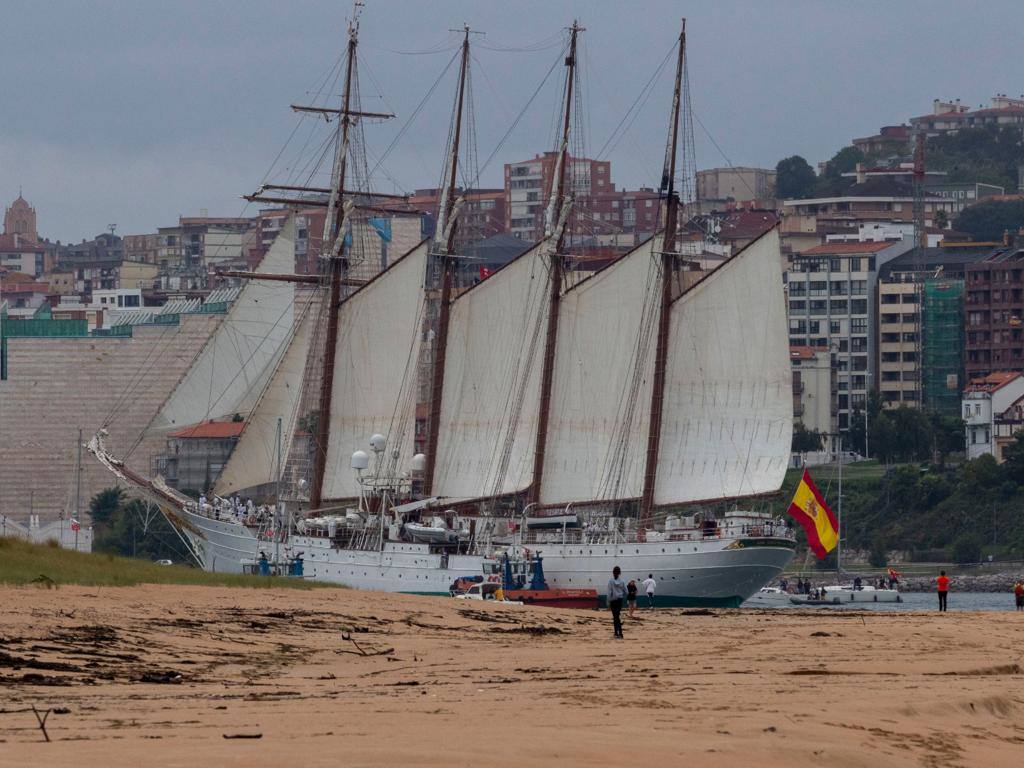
[790,587,902,605]
[179,508,794,607]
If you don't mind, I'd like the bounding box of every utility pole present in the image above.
[75,428,83,520]
[275,416,282,570]
[912,132,926,409]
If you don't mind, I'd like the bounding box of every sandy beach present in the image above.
[2,585,1023,767]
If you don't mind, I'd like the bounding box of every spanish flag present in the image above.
[787,470,839,559]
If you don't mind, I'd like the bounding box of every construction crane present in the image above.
[912,131,927,408]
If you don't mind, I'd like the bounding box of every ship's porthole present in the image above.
[662,548,666,553]
[635,549,639,554]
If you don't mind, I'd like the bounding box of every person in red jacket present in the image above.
[936,570,950,612]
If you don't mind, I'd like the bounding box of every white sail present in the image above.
[151,218,298,431]
[213,302,314,496]
[431,242,551,499]
[320,242,428,500]
[539,238,659,505]
[653,227,791,506]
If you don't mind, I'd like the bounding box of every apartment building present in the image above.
[876,246,993,411]
[964,245,1024,378]
[790,345,835,439]
[696,166,776,203]
[504,152,612,241]
[786,239,911,432]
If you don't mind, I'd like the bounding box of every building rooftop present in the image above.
[460,233,532,267]
[168,420,246,439]
[965,371,1022,394]
[801,241,896,256]
[878,245,998,279]
[789,346,819,360]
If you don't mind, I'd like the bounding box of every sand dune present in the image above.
[2,584,1023,767]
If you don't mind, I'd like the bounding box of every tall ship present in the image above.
[91,13,797,606]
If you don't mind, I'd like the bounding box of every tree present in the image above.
[951,532,982,565]
[1001,432,1024,483]
[934,209,949,229]
[868,535,888,568]
[775,155,817,200]
[847,407,866,457]
[953,199,1024,241]
[89,487,185,562]
[792,423,824,453]
[824,146,865,179]
[88,487,124,531]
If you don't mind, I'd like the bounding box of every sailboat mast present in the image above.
[311,20,359,510]
[640,19,687,522]
[423,26,472,496]
[530,21,580,505]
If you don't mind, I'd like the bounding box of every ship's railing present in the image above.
[517,521,793,546]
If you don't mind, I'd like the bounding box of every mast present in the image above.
[423,25,473,496]
[640,19,686,522]
[310,16,359,510]
[530,21,580,505]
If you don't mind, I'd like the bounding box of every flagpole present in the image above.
[837,434,843,577]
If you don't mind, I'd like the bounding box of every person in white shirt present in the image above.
[642,574,656,608]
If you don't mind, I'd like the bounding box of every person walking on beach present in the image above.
[626,579,638,618]
[642,574,657,608]
[1014,581,1024,611]
[608,567,627,639]
[936,570,950,612]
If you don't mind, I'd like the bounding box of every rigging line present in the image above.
[366,49,460,185]
[594,39,676,162]
[466,44,566,190]
[375,32,462,56]
[692,110,759,201]
[100,321,175,426]
[476,31,565,53]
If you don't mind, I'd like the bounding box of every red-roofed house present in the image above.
[910,96,1024,137]
[962,372,1024,460]
[156,420,246,493]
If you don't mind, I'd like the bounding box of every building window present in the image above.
[851,318,867,333]
[975,403,981,416]
[829,258,842,272]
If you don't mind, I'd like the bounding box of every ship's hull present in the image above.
[179,509,794,607]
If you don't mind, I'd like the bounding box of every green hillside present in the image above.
[0,537,331,589]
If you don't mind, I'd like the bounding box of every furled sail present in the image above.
[320,241,429,500]
[539,238,660,505]
[653,227,791,506]
[431,242,551,499]
[150,218,298,431]
[213,302,314,496]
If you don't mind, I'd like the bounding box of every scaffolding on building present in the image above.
[922,278,964,415]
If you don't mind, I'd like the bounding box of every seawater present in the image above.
[743,591,1022,612]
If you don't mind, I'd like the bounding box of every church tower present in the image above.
[4,193,39,243]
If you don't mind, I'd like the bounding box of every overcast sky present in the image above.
[3,0,1023,243]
